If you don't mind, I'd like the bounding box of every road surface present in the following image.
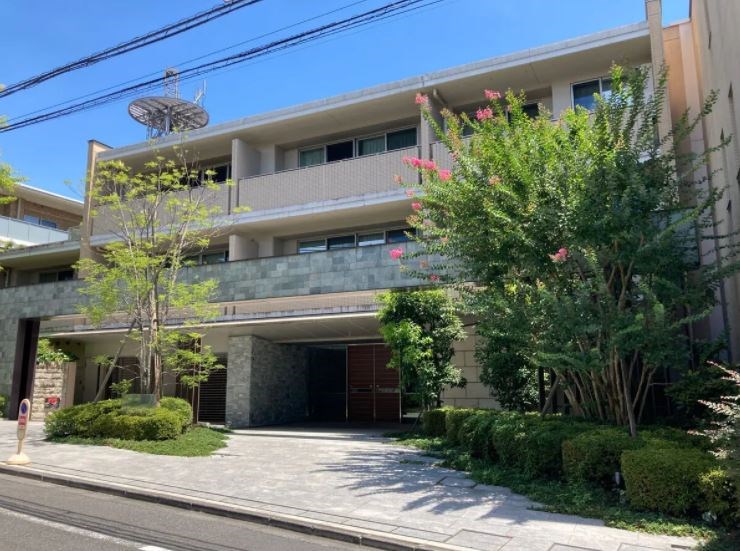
[0,473,365,551]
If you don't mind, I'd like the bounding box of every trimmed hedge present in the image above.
[459,411,498,460]
[621,446,715,516]
[0,394,8,418]
[422,408,449,437]
[563,428,643,487]
[45,398,192,441]
[445,408,478,445]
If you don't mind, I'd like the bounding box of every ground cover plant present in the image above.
[44,397,228,456]
[388,407,738,545]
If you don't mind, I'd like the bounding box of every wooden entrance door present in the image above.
[347,344,400,422]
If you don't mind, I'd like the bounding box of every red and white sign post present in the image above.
[6,399,31,465]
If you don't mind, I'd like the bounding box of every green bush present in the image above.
[0,395,8,418]
[640,426,711,450]
[159,397,193,430]
[422,408,448,436]
[45,400,122,438]
[621,446,716,516]
[563,428,643,487]
[518,418,594,479]
[699,467,739,526]
[459,411,498,460]
[445,408,478,445]
[45,399,187,441]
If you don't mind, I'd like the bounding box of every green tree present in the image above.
[402,66,739,436]
[76,152,230,402]
[377,289,466,410]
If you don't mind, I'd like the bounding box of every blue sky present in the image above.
[0,0,688,200]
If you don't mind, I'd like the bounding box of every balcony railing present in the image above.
[237,146,420,212]
[0,215,71,245]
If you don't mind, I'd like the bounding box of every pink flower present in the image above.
[421,159,437,171]
[411,201,422,211]
[438,169,452,181]
[549,247,569,263]
[405,189,415,197]
[484,89,502,100]
[389,248,404,260]
[489,175,501,186]
[402,156,422,167]
[415,92,429,105]
[394,174,404,185]
[429,274,440,282]
[476,107,493,121]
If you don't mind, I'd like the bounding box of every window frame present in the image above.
[571,77,611,111]
[298,125,418,166]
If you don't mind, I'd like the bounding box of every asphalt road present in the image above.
[0,473,365,551]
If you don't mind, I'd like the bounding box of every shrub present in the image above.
[45,399,187,441]
[459,410,498,460]
[699,467,739,526]
[160,397,193,430]
[445,408,478,445]
[517,418,594,479]
[0,395,7,418]
[621,446,715,516]
[45,400,122,438]
[563,428,643,487]
[488,411,530,466]
[640,426,711,450]
[422,408,448,436]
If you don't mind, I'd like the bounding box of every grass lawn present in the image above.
[387,432,736,549]
[48,426,229,457]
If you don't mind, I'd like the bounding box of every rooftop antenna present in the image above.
[194,80,207,106]
[128,68,209,139]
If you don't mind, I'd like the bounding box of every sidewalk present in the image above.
[0,421,697,551]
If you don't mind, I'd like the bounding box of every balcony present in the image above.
[236,146,420,212]
[0,215,71,246]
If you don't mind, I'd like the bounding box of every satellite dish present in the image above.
[128,68,209,139]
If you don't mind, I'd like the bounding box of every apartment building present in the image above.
[1,2,734,426]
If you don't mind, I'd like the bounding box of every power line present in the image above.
[0,0,439,134]
[0,0,265,99]
[6,0,374,123]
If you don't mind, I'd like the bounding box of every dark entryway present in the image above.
[177,356,227,424]
[347,344,400,422]
[8,318,40,420]
[308,347,346,421]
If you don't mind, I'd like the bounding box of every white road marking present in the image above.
[0,504,172,550]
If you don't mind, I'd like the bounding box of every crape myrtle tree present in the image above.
[396,66,739,436]
[377,289,466,410]
[77,150,232,403]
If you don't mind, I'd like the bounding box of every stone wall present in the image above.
[226,335,308,427]
[30,361,75,420]
[441,326,498,410]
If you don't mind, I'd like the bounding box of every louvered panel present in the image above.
[197,367,227,423]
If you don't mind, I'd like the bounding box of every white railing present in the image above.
[237,146,420,211]
[0,215,70,245]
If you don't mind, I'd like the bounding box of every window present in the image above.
[202,250,228,264]
[572,78,611,111]
[204,164,229,183]
[39,269,74,283]
[386,228,413,243]
[326,140,354,162]
[522,103,539,119]
[358,135,385,156]
[298,239,326,254]
[23,215,40,225]
[299,147,324,168]
[328,235,355,250]
[387,128,417,150]
[358,232,385,247]
[40,219,58,229]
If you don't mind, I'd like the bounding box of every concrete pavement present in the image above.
[0,421,698,551]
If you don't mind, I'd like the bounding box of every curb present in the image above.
[0,464,468,551]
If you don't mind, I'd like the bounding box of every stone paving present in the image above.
[0,421,697,551]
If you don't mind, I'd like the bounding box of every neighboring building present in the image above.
[0,183,83,287]
[662,0,740,362]
[0,1,735,425]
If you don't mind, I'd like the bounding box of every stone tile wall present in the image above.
[226,335,308,427]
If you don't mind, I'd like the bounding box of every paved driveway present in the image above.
[0,421,696,551]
